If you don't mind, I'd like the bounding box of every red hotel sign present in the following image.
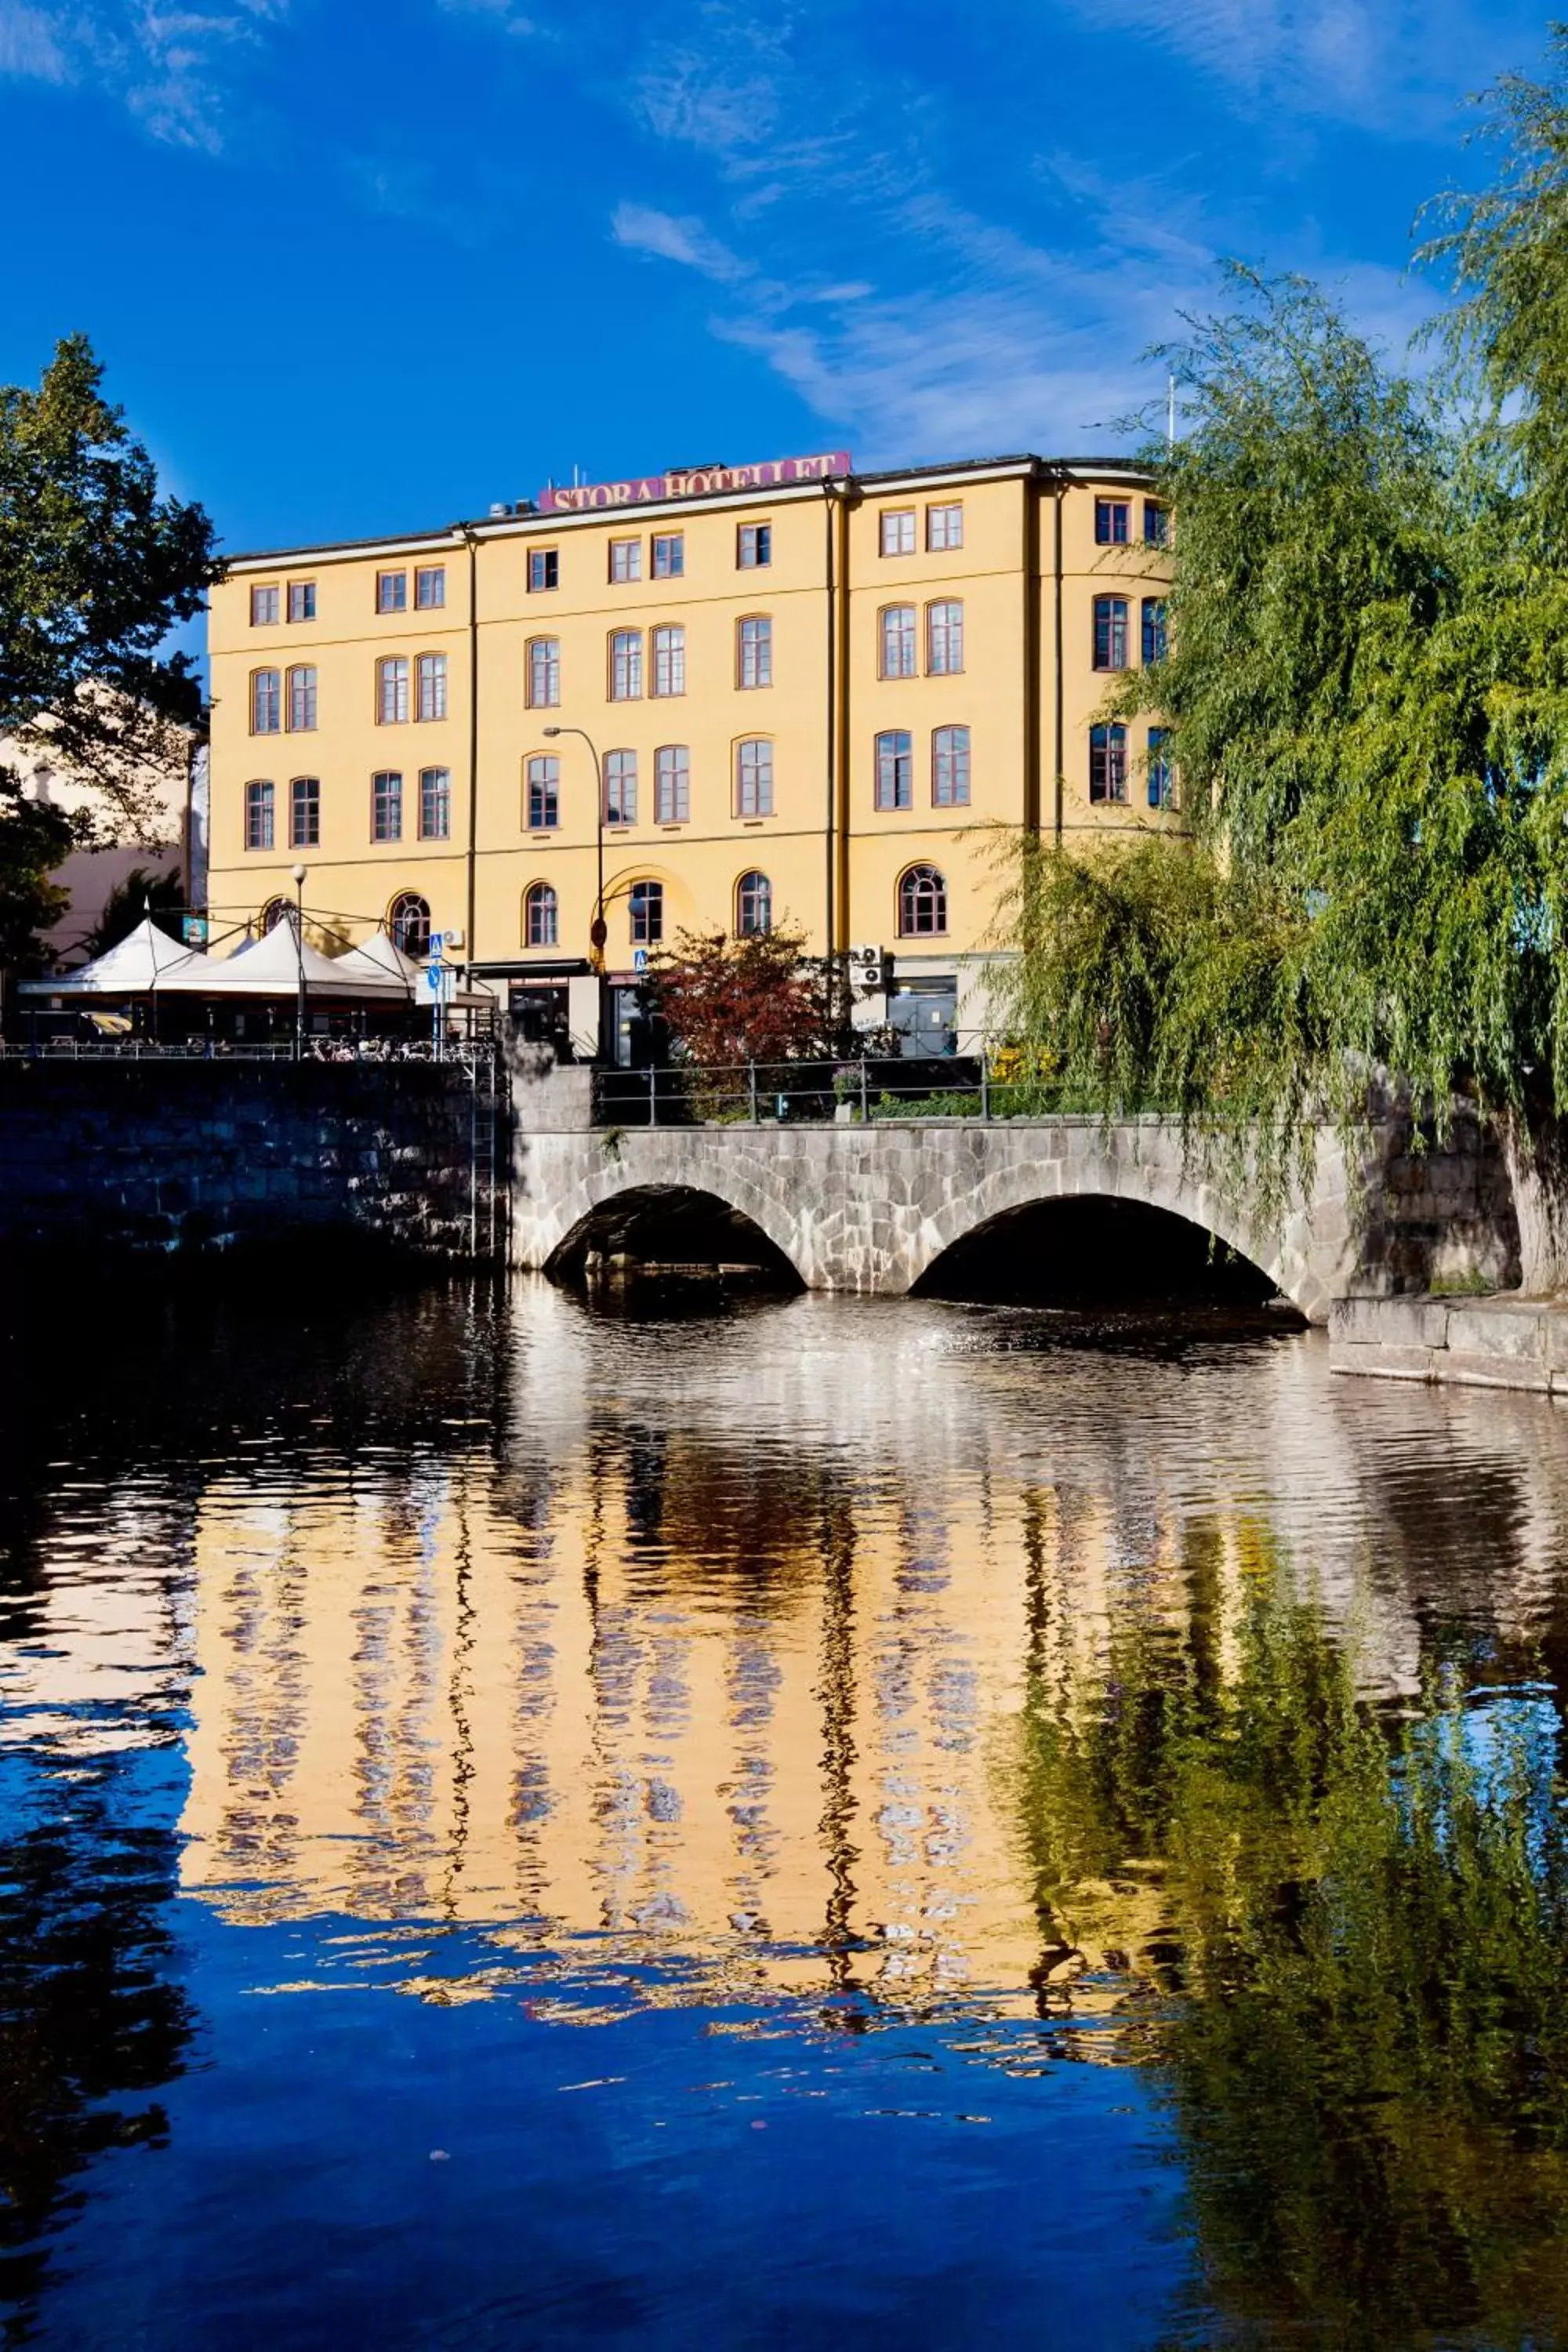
[539,450,853,514]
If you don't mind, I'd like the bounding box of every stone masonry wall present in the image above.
[0,1059,492,1263]
[509,1065,1519,1323]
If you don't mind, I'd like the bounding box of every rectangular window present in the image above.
[286,581,314,622]
[875,729,913,811]
[880,508,916,556]
[416,652,448,721]
[932,724,971,808]
[372,770,403,841]
[377,656,409,724]
[419,766,452,840]
[651,624,685,698]
[526,753,560,830]
[376,570,408,613]
[1147,728,1174,811]
[528,548,559,593]
[289,775,320,849]
[286,666,317,731]
[1093,596,1129,671]
[1144,500,1169,547]
[652,532,684,579]
[250,585,279,626]
[880,605,916,680]
[1089,723,1127,804]
[609,536,643,583]
[527,637,560,709]
[735,739,773,818]
[245,779,274,849]
[655,744,691,824]
[927,503,964,551]
[1142,597,1167,665]
[416,565,445,610]
[630,881,663,946]
[927,600,964,676]
[1094,498,1131,546]
[610,629,643,700]
[251,670,281,734]
[604,749,637,826]
[738,522,771,568]
[738,615,772,689]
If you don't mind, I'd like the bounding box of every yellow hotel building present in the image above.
[207,451,1173,1053]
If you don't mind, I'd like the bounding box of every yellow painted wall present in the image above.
[206,462,1173,976]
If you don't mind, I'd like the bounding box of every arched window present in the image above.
[735,739,773,816]
[898,863,947,938]
[931,724,970,808]
[736,870,771,936]
[926,599,964,675]
[651,625,685,697]
[737,615,772,688]
[244,778,275,850]
[1092,596,1128,672]
[285,665,317,731]
[524,883,558,948]
[655,746,690,823]
[250,669,281,734]
[376,655,409,724]
[875,729,913,810]
[1089,723,1127,804]
[259,895,290,933]
[629,880,663,946]
[289,775,320,848]
[416,652,447,720]
[879,604,916,679]
[389,891,431,956]
[419,767,451,840]
[1141,597,1167,665]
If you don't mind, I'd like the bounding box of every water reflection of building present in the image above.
[172,1287,1568,2012]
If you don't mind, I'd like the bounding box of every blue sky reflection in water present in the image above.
[5,1279,1568,2347]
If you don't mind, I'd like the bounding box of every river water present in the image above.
[4,1274,1568,2350]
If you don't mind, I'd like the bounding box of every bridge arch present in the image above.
[543,1177,808,1288]
[902,1142,1319,1315]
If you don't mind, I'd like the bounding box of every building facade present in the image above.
[206,452,1173,1054]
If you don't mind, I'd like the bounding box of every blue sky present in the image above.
[0,0,1554,563]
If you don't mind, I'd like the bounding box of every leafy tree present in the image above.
[989,248,1568,1270]
[1,335,216,970]
[651,926,842,1067]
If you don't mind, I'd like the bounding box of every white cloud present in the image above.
[1051,0,1541,129]
[612,201,750,283]
[0,0,285,150]
[0,1,66,80]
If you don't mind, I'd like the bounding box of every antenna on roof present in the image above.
[1167,374,1177,455]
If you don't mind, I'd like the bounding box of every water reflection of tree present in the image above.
[1015,1526,1568,2349]
[0,1757,194,2337]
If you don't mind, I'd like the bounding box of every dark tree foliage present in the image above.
[0,335,216,968]
[79,866,186,961]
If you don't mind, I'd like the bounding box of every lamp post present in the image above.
[291,862,308,1058]
[542,725,608,1063]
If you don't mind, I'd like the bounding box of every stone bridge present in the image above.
[509,1064,1522,1323]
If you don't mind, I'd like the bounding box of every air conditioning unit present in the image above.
[848,943,887,992]
[442,924,464,949]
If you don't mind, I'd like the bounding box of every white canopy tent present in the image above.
[328,933,426,990]
[168,921,408,998]
[18,916,212,996]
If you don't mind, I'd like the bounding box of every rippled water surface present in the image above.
[5,1276,1568,2350]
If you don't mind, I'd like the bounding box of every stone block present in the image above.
[1441,1348,1552,1392]
[1331,1295,1451,1348]
[1330,1340,1438,1381]
[1446,1303,1548,1363]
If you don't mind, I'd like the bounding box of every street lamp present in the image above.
[542,725,608,1062]
[291,862,308,1058]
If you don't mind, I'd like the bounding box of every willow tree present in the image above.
[990,45,1568,1284]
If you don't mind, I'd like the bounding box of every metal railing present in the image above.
[0,1037,497,1065]
[592,1056,1083,1127]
